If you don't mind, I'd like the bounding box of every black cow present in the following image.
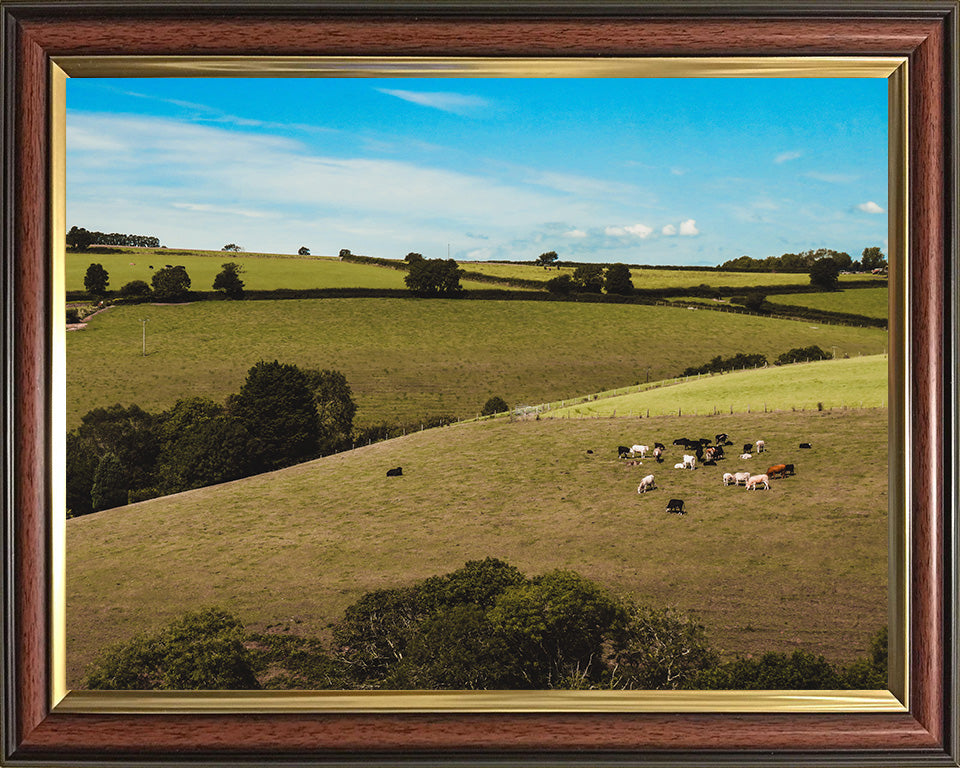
[698,438,712,446]
[386,466,403,477]
[654,442,666,451]
[799,443,812,449]
[618,445,631,458]
[713,445,725,460]
[715,433,729,445]
[784,463,796,475]
[743,443,753,453]
[666,498,685,515]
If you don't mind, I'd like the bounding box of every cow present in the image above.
[682,454,697,470]
[756,439,766,453]
[746,473,770,490]
[799,443,812,449]
[666,498,685,515]
[739,453,752,460]
[767,464,787,479]
[653,442,666,451]
[637,475,656,494]
[743,443,753,453]
[712,445,725,460]
[734,471,751,486]
[674,462,685,469]
[653,446,664,463]
[715,433,729,445]
[632,444,649,458]
[784,463,796,476]
[386,467,403,477]
[722,472,735,486]
[618,445,632,458]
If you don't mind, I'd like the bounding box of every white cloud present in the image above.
[679,219,699,236]
[662,224,677,236]
[857,201,885,214]
[605,223,653,238]
[775,150,803,164]
[805,171,859,184]
[564,229,587,238]
[171,202,272,219]
[377,89,490,115]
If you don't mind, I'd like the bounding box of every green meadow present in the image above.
[66,298,888,429]
[66,408,887,687]
[543,355,887,418]
[766,286,889,319]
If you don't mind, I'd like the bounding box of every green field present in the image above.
[67,298,888,429]
[766,287,889,319]
[67,249,494,293]
[66,408,887,687]
[543,355,887,418]
[460,262,886,290]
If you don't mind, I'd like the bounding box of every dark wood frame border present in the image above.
[1,2,957,765]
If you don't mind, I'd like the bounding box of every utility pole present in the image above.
[140,318,149,356]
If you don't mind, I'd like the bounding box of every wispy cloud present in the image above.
[805,171,859,184]
[662,224,677,236]
[605,223,653,238]
[377,89,490,116]
[774,150,803,164]
[857,201,885,214]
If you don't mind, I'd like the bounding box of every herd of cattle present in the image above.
[617,432,810,515]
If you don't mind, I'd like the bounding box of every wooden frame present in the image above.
[2,2,957,765]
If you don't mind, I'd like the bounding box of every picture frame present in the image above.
[2,1,957,765]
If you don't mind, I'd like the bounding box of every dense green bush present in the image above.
[119,279,151,297]
[481,395,509,416]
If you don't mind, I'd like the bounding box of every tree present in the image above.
[90,452,127,511]
[84,608,259,690]
[809,257,841,290]
[84,263,109,297]
[221,243,243,252]
[545,273,575,296]
[604,263,634,295]
[536,251,559,268]
[213,262,245,299]
[572,264,604,293]
[298,246,310,256]
[481,396,509,416]
[66,226,95,251]
[861,246,887,272]
[404,258,463,296]
[119,280,151,298]
[404,252,424,264]
[66,431,99,517]
[775,345,831,365]
[151,265,191,301]
[226,360,320,473]
[302,368,357,456]
[843,626,888,689]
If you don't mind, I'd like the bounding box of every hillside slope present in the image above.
[67,408,887,687]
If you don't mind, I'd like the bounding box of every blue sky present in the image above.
[66,77,888,265]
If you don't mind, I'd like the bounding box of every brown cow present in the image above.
[767,464,787,479]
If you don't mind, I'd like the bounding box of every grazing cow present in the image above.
[722,472,735,486]
[674,462,685,469]
[715,433,729,446]
[632,444,649,458]
[654,442,666,451]
[666,498,685,515]
[734,471,751,486]
[767,464,787,479]
[746,473,770,490]
[682,454,697,470]
[743,443,753,453]
[784,463,795,476]
[756,439,766,453]
[713,445,725,460]
[586,450,593,454]
[618,445,632,458]
[704,446,716,461]
[386,467,403,477]
[799,442,812,449]
[699,438,713,447]
[739,453,752,460]
[637,474,656,494]
[653,446,664,463]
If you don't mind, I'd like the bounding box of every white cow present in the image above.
[682,454,697,470]
[739,453,752,460]
[756,439,766,453]
[734,471,751,486]
[722,472,735,486]
[674,462,685,469]
[637,474,656,494]
[631,444,649,458]
[746,473,770,490]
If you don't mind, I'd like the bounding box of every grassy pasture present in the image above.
[66,298,887,429]
[66,408,887,687]
[460,262,887,289]
[766,286,889,319]
[543,355,887,419]
[66,249,494,293]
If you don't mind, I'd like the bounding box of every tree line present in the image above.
[67,361,356,517]
[680,346,833,377]
[67,226,161,250]
[82,558,888,692]
[719,247,887,276]
[83,262,243,301]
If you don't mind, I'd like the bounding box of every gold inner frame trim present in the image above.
[51,55,909,715]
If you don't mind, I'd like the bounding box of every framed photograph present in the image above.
[2,2,957,766]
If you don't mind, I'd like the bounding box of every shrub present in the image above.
[119,279,151,297]
[151,265,191,301]
[213,262,245,299]
[546,273,575,296]
[66,308,81,324]
[481,396,509,416]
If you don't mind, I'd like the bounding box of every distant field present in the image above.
[543,355,887,418]
[66,408,887,687]
[67,298,888,429]
[766,286,889,319]
[66,249,494,293]
[460,262,886,290]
